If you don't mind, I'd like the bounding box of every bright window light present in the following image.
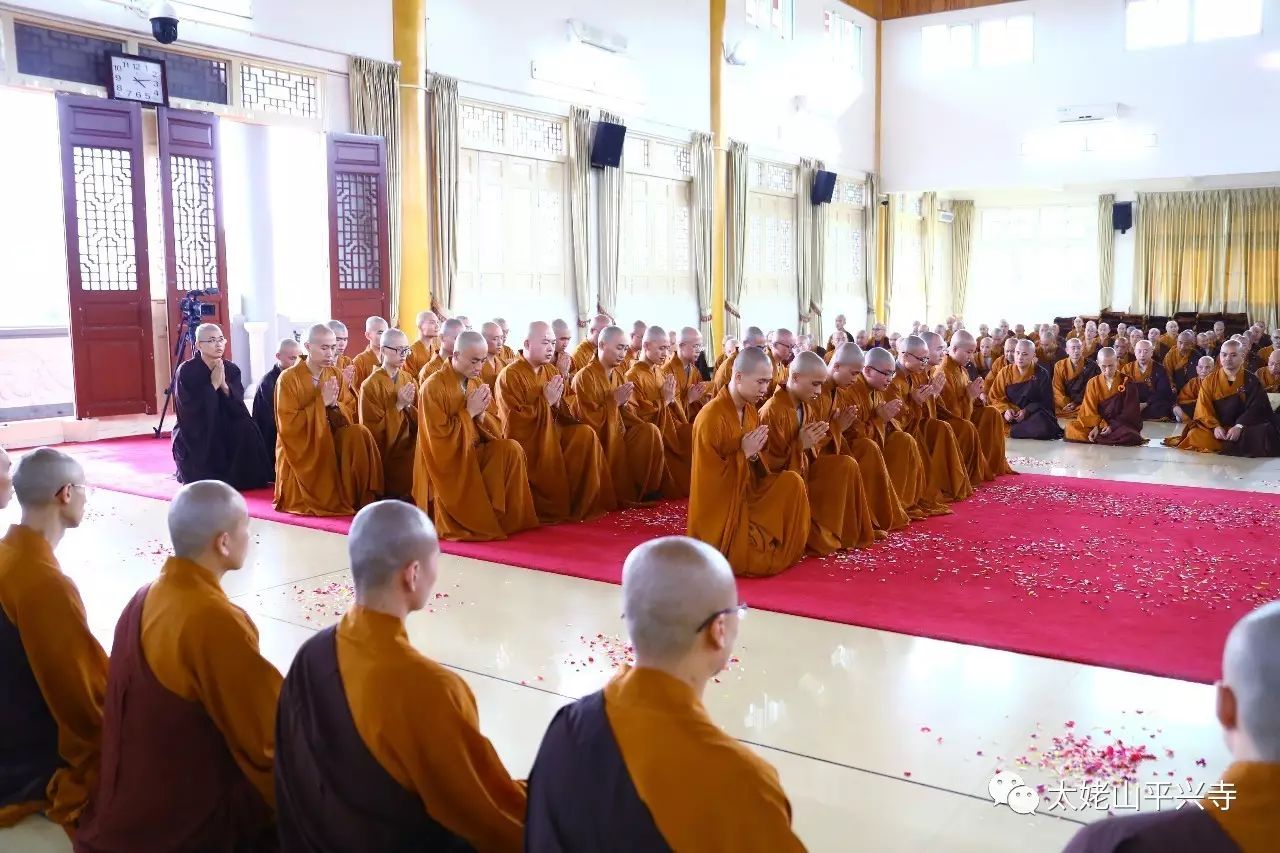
[825,11,862,70]
[978,15,1034,66]
[922,23,974,71]
[1125,0,1191,50]
[1193,0,1262,42]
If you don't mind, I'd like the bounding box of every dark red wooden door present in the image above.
[157,107,230,365]
[58,94,157,418]
[327,133,390,336]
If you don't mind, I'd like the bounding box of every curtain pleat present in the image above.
[725,140,749,340]
[1227,187,1280,329]
[567,106,593,332]
[810,162,827,345]
[426,73,458,316]
[1133,191,1230,317]
[1097,194,1115,311]
[864,173,880,329]
[349,56,403,322]
[875,188,893,325]
[690,132,715,344]
[949,199,974,318]
[597,110,625,320]
[920,191,937,323]
[796,158,818,338]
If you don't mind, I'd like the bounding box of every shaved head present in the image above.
[1196,356,1215,378]
[733,346,770,375]
[349,500,440,599]
[306,325,337,369]
[12,447,84,508]
[551,318,571,353]
[742,326,767,348]
[480,322,502,356]
[600,325,627,346]
[589,314,611,336]
[365,316,389,334]
[792,350,826,375]
[326,320,348,336]
[168,480,249,564]
[453,330,487,378]
[307,323,334,344]
[787,350,828,402]
[195,322,221,342]
[832,342,864,368]
[524,321,554,365]
[380,328,408,347]
[1221,601,1280,761]
[480,321,500,336]
[275,338,302,370]
[644,325,667,344]
[440,318,464,337]
[1066,337,1083,359]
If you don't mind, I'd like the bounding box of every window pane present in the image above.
[921,24,949,71]
[1005,15,1034,63]
[949,24,974,69]
[1126,0,1190,50]
[1194,0,1262,41]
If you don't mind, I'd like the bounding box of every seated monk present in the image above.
[358,329,418,500]
[666,326,712,423]
[76,482,280,851]
[479,321,507,389]
[492,317,517,364]
[350,316,390,400]
[712,334,738,375]
[1052,338,1100,418]
[404,310,440,378]
[920,331,986,485]
[932,330,1013,478]
[887,336,973,503]
[627,326,694,496]
[1163,330,1200,391]
[1167,356,1216,431]
[1067,316,1085,340]
[1114,336,1134,365]
[1257,328,1280,364]
[171,323,273,490]
[768,329,797,393]
[275,324,382,517]
[496,322,612,523]
[419,331,537,541]
[1064,347,1147,446]
[1064,600,1280,853]
[419,317,464,382]
[1036,332,1064,367]
[836,346,949,519]
[0,449,106,831]
[989,340,1065,440]
[972,335,993,375]
[867,322,891,350]
[1165,339,1280,457]
[688,347,809,577]
[328,320,360,422]
[526,537,804,850]
[759,351,877,552]
[1097,322,1113,348]
[713,327,767,394]
[569,314,611,375]
[1200,331,1220,361]
[571,326,666,506]
[624,321,646,373]
[1122,340,1175,420]
[551,319,574,369]
[251,337,301,458]
[1257,351,1280,392]
[1081,326,1101,361]
[276,502,527,851]
[1156,320,1181,357]
[984,336,1018,396]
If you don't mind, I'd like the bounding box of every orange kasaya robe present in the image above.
[1257,366,1280,393]
[1157,332,1179,354]
[1082,339,1100,360]
[274,361,383,516]
[834,376,948,519]
[815,380,910,533]
[626,359,692,497]
[886,369,974,503]
[350,346,382,416]
[335,353,359,423]
[570,360,666,507]
[496,358,613,524]
[417,350,452,384]
[480,353,507,390]
[758,385,876,554]
[1163,368,1267,453]
[935,355,1011,479]
[1163,345,1195,383]
[1064,374,1147,445]
[687,389,810,577]
[0,524,108,829]
[1052,357,1090,417]
[358,366,417,499]
[663,353,711,423]
[983,354,1009,395]
[922,360,985,487]
[420,367,538,541]
[568,340,596,376]
[404,338,440,379]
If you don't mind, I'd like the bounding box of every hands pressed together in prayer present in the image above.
[875,398,903,421]
[1087,423,1112,442]
[613,381,636,408]
[555,350,572,376]
[660,373,677,406]
[966,376,984,399]
[466,384,491,418]
[396,382,416,412]
[209,360,229,395]
[799,421,830,451]
[342,364,356,389]
[543,374,565,407]
[741,424,768,460]
[320,377,340,408]
[833,405,858,434]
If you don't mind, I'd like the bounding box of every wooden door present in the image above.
[327,133,390,335]
[157,106,230,365]
[58,94,157,417]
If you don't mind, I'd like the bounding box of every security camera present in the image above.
[149,2,179,44]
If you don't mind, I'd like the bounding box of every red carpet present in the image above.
[52,435,1280,684]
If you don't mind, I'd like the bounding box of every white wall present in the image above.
[882,0,1280,192]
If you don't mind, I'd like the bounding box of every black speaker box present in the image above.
[1113,202,1133,233]
[590,121,626,168]
[811,170,837,205]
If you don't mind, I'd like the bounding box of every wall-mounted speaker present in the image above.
[590,121,626,168]
[1113,201,1133,234]
[811,170,837,205]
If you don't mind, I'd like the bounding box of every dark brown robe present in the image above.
[1062,804,1239,852]
[1002,366,1064,440]
[1215,372,1280,458]
[173,356,272,490]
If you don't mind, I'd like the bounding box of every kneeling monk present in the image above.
[759,351,876,553]
[276,502,527,851]
[1164,339,1280,457]
[687,347,809,577]
[76,481,281,852]
[1122,340,1175,421]
[1052,338,1098,419]
[275,324,382,516]
[571,325,666,506]
[1064,348,1147,446]
[496,322,612,523]
[988,340,1065,440]
[358,328,417,500]
[934,330,1013,476]
[526,537,804,851]
[889,337,973,504]
[419,331,538,541]
[626,325,695,496]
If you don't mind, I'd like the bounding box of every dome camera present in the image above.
[150,2,180,44]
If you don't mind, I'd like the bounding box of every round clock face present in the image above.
[110,56,165,104]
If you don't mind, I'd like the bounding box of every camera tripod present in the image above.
[153,313,199,438]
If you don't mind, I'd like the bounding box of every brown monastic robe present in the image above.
[571,360,666,506]
[358,367,417,499]
[334,353,359,423]
[936,355,1012,478]
[626,358,692,496]
[1052,357,1092,417]
[1063,374,1147,446]
[1164,368,1280,456]
[887,370,974,503]
[403,337,439,379]
[350,345,381,402]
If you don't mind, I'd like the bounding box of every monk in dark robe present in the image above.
[688,347,809,577]
[1114,336,1135,366]
[1081,326,1101,361]
[887,336,973,503]
[251,338,301,461]
[1053,338,1099,418]
[496,321,612,523]
[1064,347,1147,446]
[626,326,693,496]
[419,331,537,541]
[571,326,666,506]
[1257,327,1280,365]
[274,324,383,517]
[350,316,389,404]
[1236,335,1261,374]
[171,323,272,490]
[569,313,611,375]
[76,482,281,852]
[712,326,767,394]
[526,536,805,851]
[759,351,877,553]
[1167,356,1216,432]
[867,322,891,351]
[0,449,106,832]
[932,330,1013,477]
[666,326,712,423]
[1257,351,1280,392]
[1065,600,1280,853]
[989,340,1065,440]
[1165,339,1280,457]
[276,502,527,851]
[1163,331,1200,391]
[403,310,441,379]
[358,328,418,500]
[1122,340,1175,420]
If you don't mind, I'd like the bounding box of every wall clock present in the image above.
[107,53,169,107]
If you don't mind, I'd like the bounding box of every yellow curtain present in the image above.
[1097,193,1115,311]
[1227,187,1280,329]
[1132,191,1229,317]
[949,200,974,318]
[349,56,403,321]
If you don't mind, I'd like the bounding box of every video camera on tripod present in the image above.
[178,287,220,325]
[154,287,221,437]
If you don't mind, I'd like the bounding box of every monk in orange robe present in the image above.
[1081,326,1102,361]
[1053,337,1099,418]
[759,352,877,553]
[1164,331,1200,389]
[1168,356,1216,429]
[478,321,508,389]
[526,537,804,850]
[887,336,973,503]
[626,326,693,496]
[933,330,1013,477]
[569,313,611,375]
[358,328,418,500]
[0,449,106,832]
[921,331,987,483]
[984,336,1017,395]
[665,326,712,424]
[1066,317,1085,340]
[418,317,463,382]
[988,339,1066,440]
[1122,340,1175,420]
[77,482,280,851]
[404,310,441,378]
[1164,340,1280,456]
[833,345,948,519]
[350,316,389,402]
[276,502,528,851]
[767,328,796,394]
[688,347,809,577]
[1064,347,1147,446]
[419,332,538,541]
[551,318,573,367]
[712,335,738,376]
[571,326,666,506]
[496,321,612,523]
[327,319,361,422]
[274,323,383,516]
[712,327,767,394]
[1156,320,1182,357]
[1257,351,1280,392]
[1256,327,1280,364]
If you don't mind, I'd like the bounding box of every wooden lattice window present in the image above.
[14,21,123,86]
[138,47,229,104]
[240,62,318,118]
[71,146,138,291]
[333,172,382,290]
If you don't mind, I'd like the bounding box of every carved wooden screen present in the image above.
[57,94,157,418]
[327,133,390,336]
[157,107,230,364]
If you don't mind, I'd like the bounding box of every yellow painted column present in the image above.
[394,0,431,333]
[710,0,727,357]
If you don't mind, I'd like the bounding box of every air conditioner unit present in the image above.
[1056,103,1122,123]
[568,19,628,54]
[937,210,955,224]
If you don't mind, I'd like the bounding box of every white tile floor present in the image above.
[4,424,1275,852]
